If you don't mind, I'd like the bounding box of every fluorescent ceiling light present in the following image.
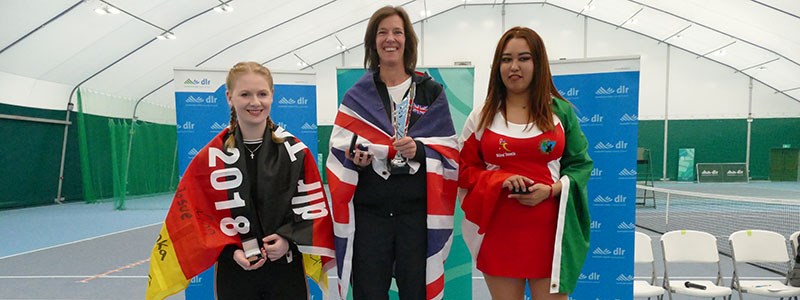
[334,35,347,51]
[214,4,233,13]
[156,32,176,40]
[293,52,311,69]
[94,5,120,15]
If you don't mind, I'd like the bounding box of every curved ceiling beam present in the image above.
[738,57,780,73]
[659,24,691,44]
[302,2,466,70]
[68,2,221,106]
[101,0,173,34]
[136,0,423,106]
[0,1,83,55]
[427,1,799,103]
[263,13,377,66]
[628,0,800,71]
[133,0,340,118]
[542,1,800,104]
[751,0,800,20]
[617,7,643,29]
[700,40,736,58]
[137,0,800,110]
[194,0,336,67]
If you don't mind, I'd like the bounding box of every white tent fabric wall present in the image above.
[1,0,799,123]
[78,88,174,125]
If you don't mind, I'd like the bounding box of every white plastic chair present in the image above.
[634,232,665,299]
[792,230,800,300]
[660,230,731,300]
[728,230,800,299]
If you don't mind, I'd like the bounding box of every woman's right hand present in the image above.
[232,248,266,271]
[502,175,534,193]
[347,148,373,168]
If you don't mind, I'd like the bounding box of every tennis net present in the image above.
[636,184,800,274]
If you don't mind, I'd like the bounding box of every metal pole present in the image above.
[665,192,670,225]
[125,99,146,195]
[583,16,588,58]
[55,99,75,203]
[170,141,178,189]
[420,16,425,66]
[125,117,137,189]
[662,45,671,180]
[0,114,70,125]
[501,3,506,31]
[746,78,753,181]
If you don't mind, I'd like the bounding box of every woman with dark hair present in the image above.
[326,6,458,300]
[146,62,335,300]
[458,27,593,299]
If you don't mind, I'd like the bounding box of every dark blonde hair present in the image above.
[223,62,282,150]
[478,26,566,132]
[363,6,418,74]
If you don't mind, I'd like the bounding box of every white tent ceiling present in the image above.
[2,0,799,109]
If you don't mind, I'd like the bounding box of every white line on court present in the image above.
[0,222,162,260]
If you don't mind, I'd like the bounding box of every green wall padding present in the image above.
[637,120,665,180]
[0,102,178,210]
[750,118,800,180]
[0,103,82,209]
[638,118,799,181]
[2,99,797,210]
[318,125,333,183]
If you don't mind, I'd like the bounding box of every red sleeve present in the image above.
[458,133,513,233]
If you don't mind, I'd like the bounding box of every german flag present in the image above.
[146,128,335,299]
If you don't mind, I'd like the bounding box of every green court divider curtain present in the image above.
[76,89,97,202]
[108,119,128,209]
[76,89,114,203]
[76,91,178,209]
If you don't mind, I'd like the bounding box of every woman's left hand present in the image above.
[262,234,289,261]
[509,183,552,207]
[393,136,417,159]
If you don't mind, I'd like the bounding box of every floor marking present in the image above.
[79,258,150,283]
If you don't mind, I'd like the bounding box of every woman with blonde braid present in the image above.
[146,62,335,300]
[214,61,335,299]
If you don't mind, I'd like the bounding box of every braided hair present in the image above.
[223,62,284,151]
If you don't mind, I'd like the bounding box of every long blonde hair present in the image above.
[223,62,283,150]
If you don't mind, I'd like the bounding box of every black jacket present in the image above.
[352,71,445,216]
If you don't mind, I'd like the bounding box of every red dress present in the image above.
[475,114,565,278]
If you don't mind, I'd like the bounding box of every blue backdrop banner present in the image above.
[550,57,640,300]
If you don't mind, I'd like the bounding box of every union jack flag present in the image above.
[412,103,429,115]
[326,71,459,300]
